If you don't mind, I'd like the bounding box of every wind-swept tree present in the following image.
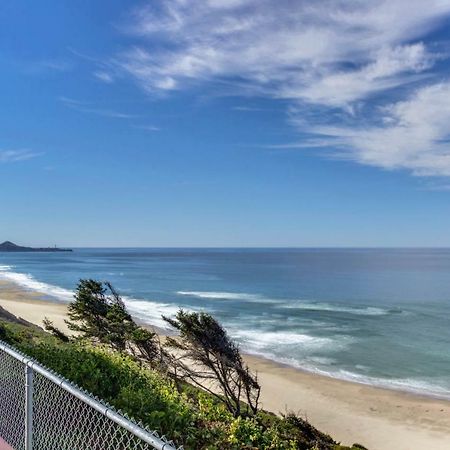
[66,279,136,351]
[163,310,261,417]
[63,279,161,365]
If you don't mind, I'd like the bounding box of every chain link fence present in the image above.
[0,340,182,450]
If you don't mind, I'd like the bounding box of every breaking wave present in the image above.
[177,290,400,316]
[0,265,74,301]
[177,291,269,301]
[281,301,398,316]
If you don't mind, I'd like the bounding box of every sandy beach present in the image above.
[0,280,70,333]
[1,280,449,450]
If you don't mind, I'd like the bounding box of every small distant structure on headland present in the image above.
[0,241,72,252]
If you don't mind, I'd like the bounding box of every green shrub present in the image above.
[0,320,364,450]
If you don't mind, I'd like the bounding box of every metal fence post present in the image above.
[25,365,33,450]
[0,341,179,450]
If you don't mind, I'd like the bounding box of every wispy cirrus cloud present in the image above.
[283,43,435,108]
[232,106,269,112]
[302,82,450,176]
[109,0,450,178]
[22,59,74,76]
[93,71,115,83]
[133,124,161,132]
[68,48,118,85]
[59,96,137,119]
[0,149,42,163]
[118,0,447,97]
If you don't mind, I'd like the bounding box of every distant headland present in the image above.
[0,241,72,252]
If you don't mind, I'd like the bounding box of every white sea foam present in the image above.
[282,301,392,316]
[0,266,74,301]
[239,350,450,399]
[0,265,188,330]
[177,291,267,301]
[177,291,399,316]
[122,296,189,330]
[232,328,347,353]
[307,356,337,365]
[332,370,450,399]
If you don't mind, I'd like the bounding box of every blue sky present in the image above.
[2,1,450,247]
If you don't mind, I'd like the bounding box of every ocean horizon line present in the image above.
[14,245,450,250]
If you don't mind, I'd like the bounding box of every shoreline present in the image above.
[1,281,450,449]
[244,349,450,403]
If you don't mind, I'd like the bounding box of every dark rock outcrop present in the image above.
[0,241,72,252]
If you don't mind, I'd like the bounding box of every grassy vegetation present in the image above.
[0,316,366,450]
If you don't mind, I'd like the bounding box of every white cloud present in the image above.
[133,124,161,132]
[119,0,449,99]
[232,106,267,112]
[94,71,114,83]
[304,82,450,176]
[113,0,450,177]
[0,150,41,163]
[59,96,137,119]
[290,43,434,107]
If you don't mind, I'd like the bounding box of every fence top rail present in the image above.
[0,339,181,450]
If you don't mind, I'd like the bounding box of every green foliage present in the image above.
[3,324,193,440]
[43,317,70,342]
[0,319,365,450]
[128,326,161,363]
[65,279,160,364]
[66,279,136,351]
[228,416,291,449]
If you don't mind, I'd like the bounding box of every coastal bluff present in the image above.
[0,241,72,252]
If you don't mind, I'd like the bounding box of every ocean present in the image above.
[1,248,449,398]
